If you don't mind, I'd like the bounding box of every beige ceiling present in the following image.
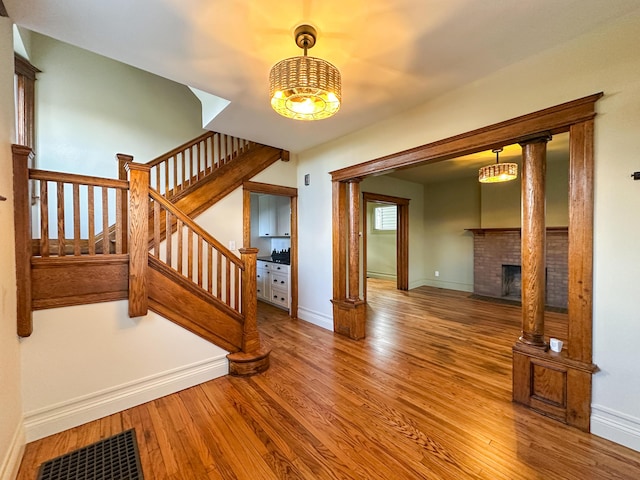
[6,0,640,153]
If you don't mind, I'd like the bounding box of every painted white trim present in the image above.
[591,404,640,452]
[23,355,228,442]
[0,422,25,480]
[298,306,333,331]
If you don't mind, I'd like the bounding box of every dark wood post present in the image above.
[227,247,271,376]
[125,161,150,317]
[12,145,34,337]
[116,154,132,254]
[239,247,259,352]
[519,135,551,348]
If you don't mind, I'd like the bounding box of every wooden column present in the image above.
[227,247,271,376]
[12,145,35,337]
[519,135,551,348]
[125,162,150,317]
[348,179,361,301]
[116,154,132,254]
[331,179,366,340]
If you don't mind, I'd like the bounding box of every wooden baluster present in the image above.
[207,244,213,293]
[188,228,193,281]
[116,154,132,254]
[234,264,240,311]
[40,181,49,257]
[173,155,178,197]
[115,185,123,254]
[73,183,81,255]
[164,158,169,197]
[87,185,95,255]
[195,142,201,181]
[177,219,183,274]
[217,133,222,167]
[165,211,172,268]
[204,137,210,174]
[57,181,65,257]
[155,165,161,193]
[12,145,34,337]
[126,162,150,317]
[153,199,161,258]
[197,235,203,287]
[226,257,231,306]
[180,151,185,192]
[217,251,222,298]
[102,186,109,254]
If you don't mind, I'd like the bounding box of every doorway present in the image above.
[362,192,409,301]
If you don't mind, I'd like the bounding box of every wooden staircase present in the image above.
[12,132,288,376]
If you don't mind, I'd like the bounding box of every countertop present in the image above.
[257,256,290,266]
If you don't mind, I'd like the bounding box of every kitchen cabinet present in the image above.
[256,260,290,310]
[258,195,290,237]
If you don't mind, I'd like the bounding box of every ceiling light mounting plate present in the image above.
[294,25,317,51]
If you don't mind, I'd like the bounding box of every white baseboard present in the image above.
[366,272,397,281]
[591,404,640,452]
[23,355,228,443]
[0,422,25,480]
[421,278,473,292]
[297,306,333,331]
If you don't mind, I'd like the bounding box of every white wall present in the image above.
[31,32,204,177]
[21,302,229,442]
[0,17,25,480]
[297,11,640,451]
[424,176,480,292]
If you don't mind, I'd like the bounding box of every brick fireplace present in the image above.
[467,227,568,309]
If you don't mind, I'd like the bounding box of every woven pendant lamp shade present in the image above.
[269,25,341,121]
[478,148,518,183]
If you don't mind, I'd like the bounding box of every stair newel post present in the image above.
[227,247,271,376]
[116,154,133,254]
[125,161,151,317]
[12,145,35,337]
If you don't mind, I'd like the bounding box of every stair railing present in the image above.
[120,131,255,200]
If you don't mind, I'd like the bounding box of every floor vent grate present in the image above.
[37,428,143,480]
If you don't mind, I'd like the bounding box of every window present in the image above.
[14,54,40,149]
[373,205,397,231]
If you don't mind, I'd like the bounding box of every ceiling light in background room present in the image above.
[478,148,518,183]
[269,24,341,121]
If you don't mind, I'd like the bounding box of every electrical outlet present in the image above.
[435,271,440,277]
[229,240,236,250]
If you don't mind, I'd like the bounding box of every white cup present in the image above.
[549,338,563,353]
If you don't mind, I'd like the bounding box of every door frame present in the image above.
[362,192,410,300]
[242,181,298,318]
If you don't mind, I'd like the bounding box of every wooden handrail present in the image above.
[149,188,243,268]
[142,131,256,199]
[29,169,129,190]
[146,132,215,168]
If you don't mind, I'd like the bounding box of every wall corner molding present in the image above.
[0,421,25,480]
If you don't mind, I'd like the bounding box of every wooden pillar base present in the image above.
[512,343,597,431]
[227,347,271,377]
[331,298,366,340]
[518,332,547,349]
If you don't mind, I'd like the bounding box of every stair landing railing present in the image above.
[121,131,255,200]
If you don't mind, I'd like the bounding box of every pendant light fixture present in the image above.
[269,25,341,121]
[478,148,518,183]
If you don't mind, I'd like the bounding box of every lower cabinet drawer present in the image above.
[270,287,289,308]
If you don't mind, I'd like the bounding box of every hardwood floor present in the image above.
[17,280,640,479]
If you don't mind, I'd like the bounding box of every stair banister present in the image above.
[125,161,151,317]
[116,153,132,253]
[12,144,35,337]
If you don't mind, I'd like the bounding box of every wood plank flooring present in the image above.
[16,280,640,479]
